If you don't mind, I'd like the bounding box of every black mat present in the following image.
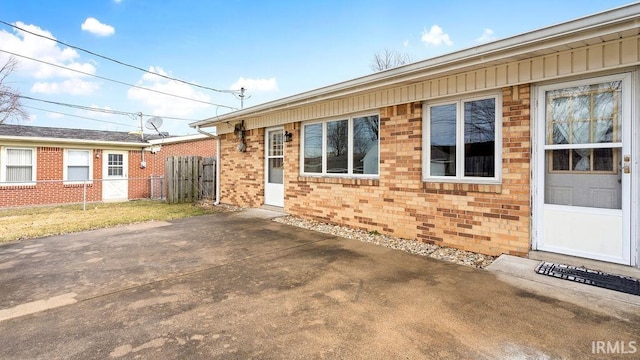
[535,262,640,296]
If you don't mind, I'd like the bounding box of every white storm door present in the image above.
[265,128,284,207]
[102,151,128,202]
[536,73,632,265]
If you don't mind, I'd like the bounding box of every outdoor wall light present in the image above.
[284,131,293,142]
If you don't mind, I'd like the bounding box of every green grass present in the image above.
[0,200,225,243]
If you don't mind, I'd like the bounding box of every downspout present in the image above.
[195,126,221,205]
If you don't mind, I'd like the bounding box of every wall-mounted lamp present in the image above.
[284,131,293,142]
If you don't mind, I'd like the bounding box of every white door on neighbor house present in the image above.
[102,151,128,202]
[535,73,633,265]
[264,127,284,207]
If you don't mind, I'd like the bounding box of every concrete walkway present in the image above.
[0,209,638,359]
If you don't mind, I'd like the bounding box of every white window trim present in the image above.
[300,113,380,179]
[63,149,93,184]
[422,93,502,184]
[0,146,37,185]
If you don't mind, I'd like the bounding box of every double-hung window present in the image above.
[64,149,92,183]
[1,147,36,184]
[423,94,501,182]
[302,114,379,177]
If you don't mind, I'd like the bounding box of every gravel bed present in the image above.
[273,215,495,269]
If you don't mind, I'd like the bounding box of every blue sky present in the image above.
[0,0,634,136]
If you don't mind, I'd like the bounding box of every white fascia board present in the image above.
[147,134,209,145]
[0,135,146,149]
[190,2,640,128]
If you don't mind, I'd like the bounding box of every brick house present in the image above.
[191,4,640,268]
[0,124,215,208]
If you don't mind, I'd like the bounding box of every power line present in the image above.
[0,49,238,110]
[23,105,137,128]
[18,95,202,122]
[0,20,243,96]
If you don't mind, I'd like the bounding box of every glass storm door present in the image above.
[264,128,284,207]
[102,151,128,201]
[536,74,632,265]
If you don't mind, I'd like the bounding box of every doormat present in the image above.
[535,262,640,296]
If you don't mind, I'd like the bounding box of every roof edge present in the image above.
[191,1,640,128]
[0,135,149,148]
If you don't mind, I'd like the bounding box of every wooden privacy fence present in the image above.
[165,156,216,204]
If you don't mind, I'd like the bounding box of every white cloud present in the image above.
[421,25,452,47]
[31,78,100,95]
[81,17,115,37]
[127,66,212,117]
[47,112,64,119]
[114,0,123,3]
[230,77,277,92]
[141,66,169,82]
[0,22,96,79]
[476,28,496,43]
[403,40,409,47]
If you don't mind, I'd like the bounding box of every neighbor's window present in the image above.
[1,147,36,183]
[424,95,500,182]
[65,149,92,182]
[302,114,379,176]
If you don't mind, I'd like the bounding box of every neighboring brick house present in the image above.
[0,124,215,208]
[191,4,640,268]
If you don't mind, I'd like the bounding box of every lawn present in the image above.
[0,200,226,243]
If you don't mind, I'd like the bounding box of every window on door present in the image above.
[268,130,284,184]
[544,80,622,209]
[65,149,92,183]
[107,153,124,176]
[1,147,36,184]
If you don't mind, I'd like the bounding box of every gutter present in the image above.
[195,126,221,206]
[0,135,149,148]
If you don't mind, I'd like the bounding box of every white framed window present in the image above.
[301,114,379,177]
[64,149,92,183]
[423,94,502,183]
[1,147,36,184]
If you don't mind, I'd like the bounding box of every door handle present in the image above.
[623,154,630,174]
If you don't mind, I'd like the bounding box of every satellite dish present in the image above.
[145,116,163,131]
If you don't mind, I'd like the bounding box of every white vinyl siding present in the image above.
[1,147,36,184]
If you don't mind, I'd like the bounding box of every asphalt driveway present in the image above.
[0,210,638,359]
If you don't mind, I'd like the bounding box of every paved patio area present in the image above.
[0,210,638,359]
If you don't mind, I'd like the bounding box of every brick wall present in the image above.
[0,137,216,208]
[0,147,103,207]
[148,138,216,176]
[220,85,532,257]
[218,129,265,207]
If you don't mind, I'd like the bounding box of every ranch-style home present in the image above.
[0,124,215,208]
[191,3,640,268]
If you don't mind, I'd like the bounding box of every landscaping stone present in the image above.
[273,215,495,268]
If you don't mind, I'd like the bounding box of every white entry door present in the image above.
[265,128,284,207]
[102,150,128,202]
[535,73,632,265]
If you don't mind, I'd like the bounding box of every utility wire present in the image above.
[18,95,202,122]
[0,49,238,110]
[23,105,137,128]
[0,20,242,95]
